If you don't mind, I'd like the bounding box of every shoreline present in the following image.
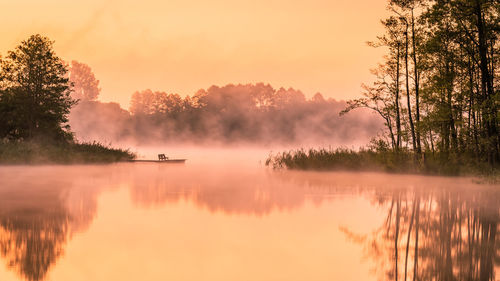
[266,147,500,178]
[0,141,135,165]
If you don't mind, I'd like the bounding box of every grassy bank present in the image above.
[0,141,135,164]
[265,147,499,177]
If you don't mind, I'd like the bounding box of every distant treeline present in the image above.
[342,0,500,166]
[0,34,382,146]
[70,84,382,145]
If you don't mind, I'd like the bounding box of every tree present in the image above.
[341,65,399,150]
[391,0,424,155]
[0,34,75,141]
[367,15,406,151]
[343,0,500,168]
[69,60,100,102]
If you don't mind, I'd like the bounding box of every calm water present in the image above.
[0,149,499,281]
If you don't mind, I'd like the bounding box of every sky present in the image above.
[0,0,389,108]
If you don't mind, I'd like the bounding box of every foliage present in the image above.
[342,0,500,168]
[0,34,76,142]
[265,142,498,176]
[0,35,135,164]
[69,60,100,101]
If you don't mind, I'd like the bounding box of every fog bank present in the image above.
[69,83,383,147]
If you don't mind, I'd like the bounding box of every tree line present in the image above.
[0,34,381,146]
[342,0,499,167]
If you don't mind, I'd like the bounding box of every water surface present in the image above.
[0,151,498,281]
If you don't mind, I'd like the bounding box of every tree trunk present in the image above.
[396,43,402,152]
[474,0,499,164]
[411,9,421,155]
[405,24,417,153]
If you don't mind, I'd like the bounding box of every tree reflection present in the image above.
[344,185,500,281]
[128,169,315,216]
[0,208,69,281]
[0,172,100,281]
[0,165,498,281]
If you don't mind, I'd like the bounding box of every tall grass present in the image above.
[265,146,499,176]
[266,147,412,172]
[0,141,135,164]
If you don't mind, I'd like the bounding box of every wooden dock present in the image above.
[127,159,186,163]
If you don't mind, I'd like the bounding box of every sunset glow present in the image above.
[1,1,498,280]
[1,0,387,107]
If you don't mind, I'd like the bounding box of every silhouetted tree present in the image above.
[344,0,500,168]
[0,35,75,142]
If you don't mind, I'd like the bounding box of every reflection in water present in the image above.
[0,166,115,281]
[0,164,498,281]
[128,165,324,215]
[341,181,500,281]
[0,180,71,281]
[0,205,69,281]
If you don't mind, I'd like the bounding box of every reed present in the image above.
[266,145,499,176]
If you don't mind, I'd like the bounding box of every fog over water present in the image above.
[0,149,498,281]
[68,83,383,147]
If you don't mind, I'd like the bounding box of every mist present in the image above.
[1,160,497,281]
[69,83,383,147]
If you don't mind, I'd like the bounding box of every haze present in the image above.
[0,0,387,107]
[1,0,500,280]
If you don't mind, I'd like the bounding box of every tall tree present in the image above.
[344,0,500,169]
[473,0,499,164]
[0,34,75,141]
[410,3,422,154]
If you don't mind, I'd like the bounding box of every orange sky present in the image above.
[0,0,388,108]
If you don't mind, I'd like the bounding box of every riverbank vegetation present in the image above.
[0,35,135,164]
[265,144,498,176]
[0,141,134,164]
[270,0,500,175]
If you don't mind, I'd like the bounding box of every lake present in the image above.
[0,148,498,281]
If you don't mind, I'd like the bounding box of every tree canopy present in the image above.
[344,0,500,167]
[0,34,75,142]
[69,60,100,102]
